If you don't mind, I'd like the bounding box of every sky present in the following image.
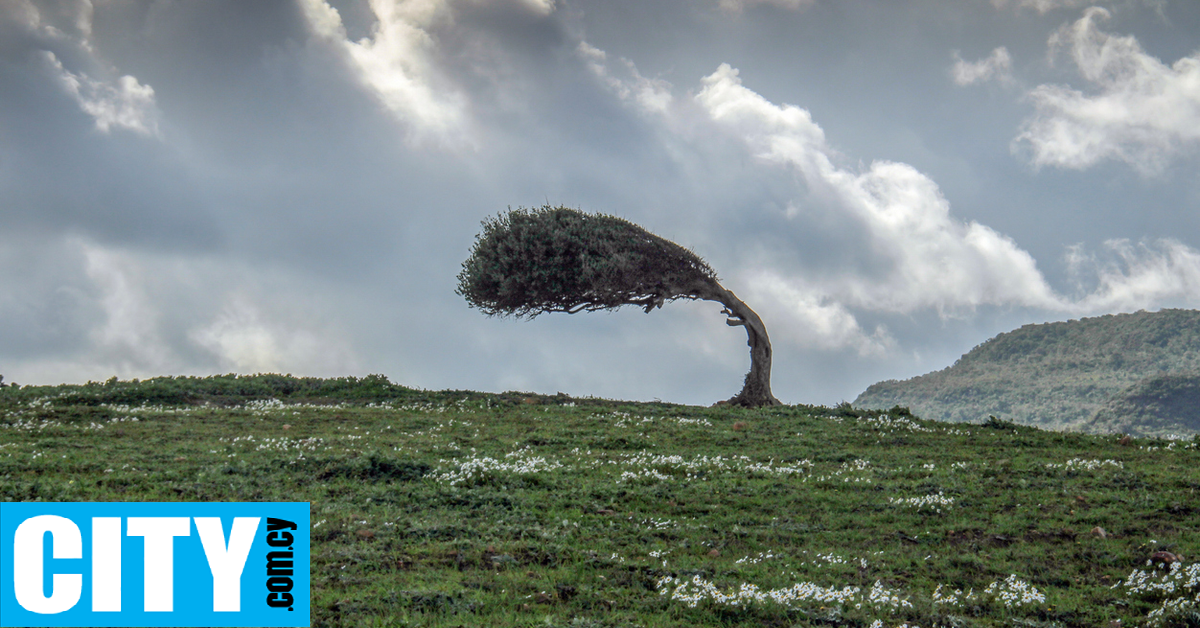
[2,0,1199,406]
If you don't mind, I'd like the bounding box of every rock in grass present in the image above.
[1149,551,1182,566]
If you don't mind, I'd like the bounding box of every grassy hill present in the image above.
[854,309,1200,433]
[2,374,1199,627]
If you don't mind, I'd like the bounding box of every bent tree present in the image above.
[456,205,781,407]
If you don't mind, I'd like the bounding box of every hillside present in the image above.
[2,375,1199,627]
[854,309,1200,433]
[1086,371,1200,437]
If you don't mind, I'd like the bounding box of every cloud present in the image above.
[578,41,673,113]
[5,0,161,136]
[717,0,815,13]
[989,0,1164,13]
[951,47,1014,86]
[745,272,895,357]
[42,51,160,136]
[696,64,1063,319]
[689,62,1200,353]
[1013,7,1200,174]
[4,0,93,44]
[991,0,1082,11]
[1066,239,1200,313]
[6,0,1200,406]
[296,0,477,143]
[190,296,359,375]
[515,0,557,16]
[79,241,171,371]
[7,236,362,382]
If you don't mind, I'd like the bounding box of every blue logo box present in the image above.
[0,502,309,627]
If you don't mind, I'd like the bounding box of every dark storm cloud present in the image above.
[0,236,98,362]
[3,0,1199,405]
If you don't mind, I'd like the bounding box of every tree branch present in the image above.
[721,307,746,326]
[641,293,667,313]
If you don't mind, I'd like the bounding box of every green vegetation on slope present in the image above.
[0,373,422,406]
[2,376,1199,627]
[1089,372,1200,438]
[854,309,1200,433]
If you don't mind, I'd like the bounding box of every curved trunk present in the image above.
[695,282,782,407]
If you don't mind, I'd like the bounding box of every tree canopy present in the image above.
[458,205,781,407]
[456,205,719,318]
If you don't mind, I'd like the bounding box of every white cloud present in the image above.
[43,51,160,136]
[191,300,287,374]
[746,272,894,357]
[515,0,556,16]
[696,64,1062,319]
[80,241,171,370]
[10,1,161,137]
[6,237,362,383]
[8,0,94,44]
[991,0,1090,12]
[1014,7,1200,174]
[190,297,358,375]
[1067,239,1200,313]
[951,47,1014,86]
[718,0,815,13]
[990,0,1164,13]
[297,0,472,142]
[578,42,673,113]
[689,63,1200,355]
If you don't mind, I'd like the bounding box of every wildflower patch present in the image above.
[888,491,956,513]
[655,574,912,612]
[1120,561,1200,625]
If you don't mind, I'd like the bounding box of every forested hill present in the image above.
[854,309,1200,433]
[1089,372,1200,436]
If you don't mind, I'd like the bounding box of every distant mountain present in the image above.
[1085,372,1200,437]
[854,309,1200,433]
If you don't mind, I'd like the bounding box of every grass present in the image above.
[2,376,1199,627]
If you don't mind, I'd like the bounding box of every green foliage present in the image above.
[855,309,1200,434]
[1091,372,1200,437]
[3,376,1199,627]
[981,415,1021,431]
[456,205,718,317]
[0,373,415,407]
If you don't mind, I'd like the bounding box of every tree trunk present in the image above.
[696,282,782,407]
